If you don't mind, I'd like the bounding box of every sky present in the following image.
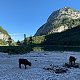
[0,0,80,41]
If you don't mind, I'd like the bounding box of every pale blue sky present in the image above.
[0,0,80,41]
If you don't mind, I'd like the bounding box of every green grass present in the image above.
[0,46,32,54]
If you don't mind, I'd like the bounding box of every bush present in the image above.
[0,46,32,54]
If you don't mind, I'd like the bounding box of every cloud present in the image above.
[9,33,26,36]
[9,33,33,41]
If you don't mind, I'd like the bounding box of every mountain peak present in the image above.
[63,6,72,9]
[35,7,80,36]
[61,6,76,11]
[47,7,80,22]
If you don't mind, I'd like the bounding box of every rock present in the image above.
[43,66,68,74]
[55,68,67,73]
[43,67,53,70]
[35,7,80,36]
[0,26,9,41]
[64,63,80,68]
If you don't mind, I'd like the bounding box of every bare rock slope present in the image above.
[35,7,80,36]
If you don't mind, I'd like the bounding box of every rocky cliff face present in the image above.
[0,26,10,41]
[35,7,80,36]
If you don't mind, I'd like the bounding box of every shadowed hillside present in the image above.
[42,25,80,46]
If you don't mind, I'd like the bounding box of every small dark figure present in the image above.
[69,56,76,65]
[19,59,31,69]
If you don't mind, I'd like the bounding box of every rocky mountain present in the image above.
[0,26,10,41]
[35,7,80,36]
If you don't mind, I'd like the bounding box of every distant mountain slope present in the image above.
[0,26,9,35]
[35,7,80,36]
[0,26,10,45]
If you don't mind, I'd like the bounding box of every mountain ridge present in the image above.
[35,7,80,36]
[0,26,10,45]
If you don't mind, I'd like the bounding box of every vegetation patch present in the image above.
[0,46,32,54]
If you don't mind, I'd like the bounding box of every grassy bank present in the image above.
[0,46,32,54]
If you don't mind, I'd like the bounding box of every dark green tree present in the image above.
[23,34,27,45]
[17,40,21,46]
[29,36,33,44]
[7,37,12,46]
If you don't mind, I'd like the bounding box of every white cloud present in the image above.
[9,33,33,41]
[9,33,26,36]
